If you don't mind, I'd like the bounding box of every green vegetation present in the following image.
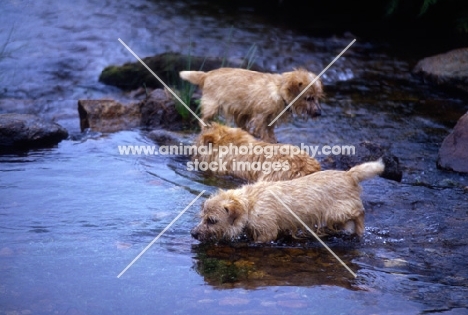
[171,42,201,121]
[384,0,468,34]
[386,0,439,16]
[243,44,258,71]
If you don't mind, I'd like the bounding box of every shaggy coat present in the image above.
[192,123,321,182]
[180,68,323,143]
[191,160,385,243]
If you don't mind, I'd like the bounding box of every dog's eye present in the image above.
[207,217,218,225]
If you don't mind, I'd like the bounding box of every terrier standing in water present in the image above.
[191,160,385,243]
[180,67,324,143]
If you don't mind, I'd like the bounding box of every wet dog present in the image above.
[191,122,321,182]
[180,68,323,143]
[191,159,385,243]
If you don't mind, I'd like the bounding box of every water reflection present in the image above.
[192,242,360,289]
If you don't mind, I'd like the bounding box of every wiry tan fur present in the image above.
[191,159,385,243]
[193,123,321,182]
[180,68,324,143]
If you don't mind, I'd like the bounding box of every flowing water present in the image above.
[1,0,467,314]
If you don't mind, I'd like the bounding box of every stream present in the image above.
[1,0,467,314]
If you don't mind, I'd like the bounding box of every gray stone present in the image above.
[0,113,68,148]
[437,111,468,173]
[413,48,468,94]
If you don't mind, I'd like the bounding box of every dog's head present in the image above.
[280,68,324,119]
[190,190,248,242]
[197,122,256,147]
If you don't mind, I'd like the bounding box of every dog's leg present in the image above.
[247,115,277,143]
[342,220,356,235]
[234,114,250,132]
[354,213,365,237]
[257,124,277,143]
[200,98,219,126]
[264,125,277,143]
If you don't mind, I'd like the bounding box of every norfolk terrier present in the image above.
[191,159,385,243]
[191,122,321,182]
[180,67,324,143]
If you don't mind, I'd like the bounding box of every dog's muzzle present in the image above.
[308,100,322,117]
[191,228,200,240]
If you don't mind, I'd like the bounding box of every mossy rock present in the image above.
[99,52,263,90]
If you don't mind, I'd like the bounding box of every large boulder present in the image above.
[99,52,264,91]
[0,113,68,148]
[437,112,468,173]
[413,48,468,94]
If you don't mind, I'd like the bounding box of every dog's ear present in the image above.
[224,201,241,225]
[201,134,216,146]
[286,76,304,96]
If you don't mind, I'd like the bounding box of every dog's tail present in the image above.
[179,71,207,87]
[347,159,385,183]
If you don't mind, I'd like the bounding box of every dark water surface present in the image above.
[1,0,468,314]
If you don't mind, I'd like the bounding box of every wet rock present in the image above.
[78,99,141,133]
[437,112,468,173]
[140,89,198,131]
[413,48,468,94]
[78,89,200,133]
[147,129,181,147]
[99,52,264,90]
[322,141,403,182]
[147,129,195,148]
[0,113,68,148]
